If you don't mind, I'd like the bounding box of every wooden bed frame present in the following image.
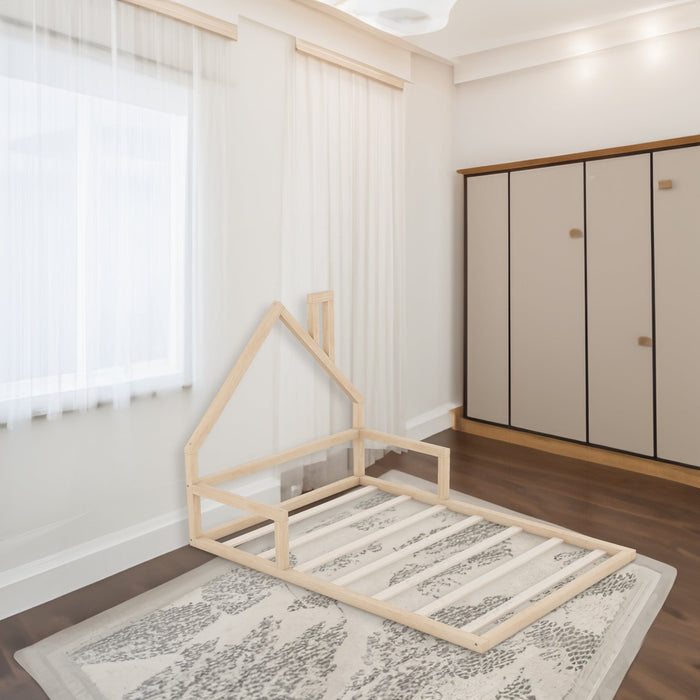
[185,292,635,653]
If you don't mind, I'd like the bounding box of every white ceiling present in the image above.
[391,0,695,58]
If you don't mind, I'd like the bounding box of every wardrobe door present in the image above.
[465,173,509,424]
[510,163,586,440]
[587,155,654,455]
[654,145,700,467]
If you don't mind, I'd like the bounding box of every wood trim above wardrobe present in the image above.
[451,409,700,489]
[295,39,405,90]
[457,134,700,176]
[118,0,238,40]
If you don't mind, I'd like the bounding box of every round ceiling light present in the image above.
[327,1,458,36]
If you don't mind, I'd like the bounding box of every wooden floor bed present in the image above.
[184,292,635,653]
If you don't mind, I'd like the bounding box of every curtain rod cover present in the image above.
[119,0,238,40]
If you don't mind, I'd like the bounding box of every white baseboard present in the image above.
[0,478,279,621]
[405,402,459,441]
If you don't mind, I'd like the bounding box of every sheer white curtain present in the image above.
[0,0,234,427]
[279,53,405,466]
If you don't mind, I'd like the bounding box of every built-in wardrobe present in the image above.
[462,135,700,471]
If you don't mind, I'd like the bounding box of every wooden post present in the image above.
[307,299,320,344]
[353,401,366,477]
[184,451,202,542]
[322,296,335,361]
[307,290,335,361]
[202,476,361,542]
[437,449,450,500]
[275,516,290,570]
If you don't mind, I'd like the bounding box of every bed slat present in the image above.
[415,537,563,617]
[295,504,446,573]
[332,515,483,587]
[463,548,606,633]
[372,526,522,602]
[224,485,377,548]
[257,495,411,559]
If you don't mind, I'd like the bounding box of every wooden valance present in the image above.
[296,39,405,90]
[119,0,238,41]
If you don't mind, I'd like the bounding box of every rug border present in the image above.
[15,470,676,700]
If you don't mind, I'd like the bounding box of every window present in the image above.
[0,5,192,425]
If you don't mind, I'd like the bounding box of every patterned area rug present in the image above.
[16,471,675,700]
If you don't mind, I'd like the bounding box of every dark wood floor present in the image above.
[1,429,698,699]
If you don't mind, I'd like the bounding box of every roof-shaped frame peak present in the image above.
[185,295,363,455]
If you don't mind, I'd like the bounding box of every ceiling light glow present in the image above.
[321,0,459,36]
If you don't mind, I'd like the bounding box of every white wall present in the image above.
[404,55,462,438]
[455,28,700,168]
[0,1,459,618]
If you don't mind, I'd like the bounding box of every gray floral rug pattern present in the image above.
[16,471,675,700]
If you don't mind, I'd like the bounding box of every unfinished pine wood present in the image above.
[361,429,449,458]
[224,485,377,548]
[201,476,361,541]
[195,498,633,654]
[322,297,335,361]
[353,434,366,477]
[306,291,334,303]
[186,302,282,453]
[184,452,202,542]
[360,475,631,555]
[307,299,320,344]
[307,291,336,361]
[437,451,450,500]
[294,504,446,574]
[191,483,285,523]
[361,429,451,498]
[295,38,405,90]
[194,535,487,651]
[361,428,451,499]
[463,549,606,633]
[185,297,635,652]
[118,0,238,40]
[274,518,290,570]
[279,307,362,403]
[416,537,564,617]
[332,515,484,587]
[481,550,633,648]
[255,495,411,560]
[372,526,522,602]
[201,430,358,486]
[353,402,366,478]
[353,402,365,429]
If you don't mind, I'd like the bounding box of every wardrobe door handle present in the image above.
[569,228,583,238]
[638,336,653,347]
